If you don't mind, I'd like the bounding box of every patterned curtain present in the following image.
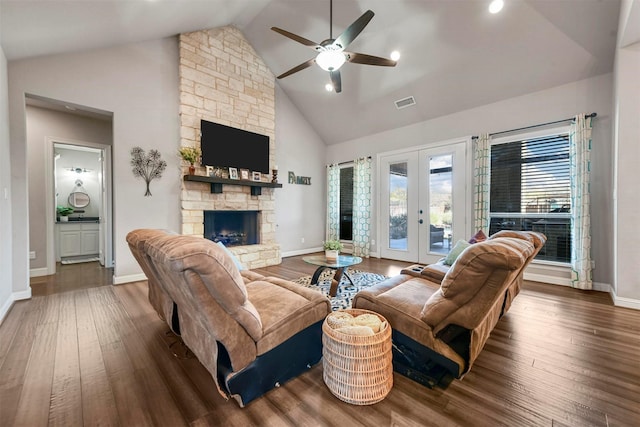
[326,164,340,241]
[352,157,372,257]
[473,134,490,233]
[569,115,593,289]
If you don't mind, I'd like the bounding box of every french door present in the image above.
[379,141,468,264]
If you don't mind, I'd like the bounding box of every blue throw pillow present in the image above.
[216,241,245,271]
[443,239,471,266]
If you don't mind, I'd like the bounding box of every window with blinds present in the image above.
[489,132,571,263]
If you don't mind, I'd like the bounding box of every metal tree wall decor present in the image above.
[130,147,167,196]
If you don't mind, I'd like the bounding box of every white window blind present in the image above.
[489,132,571,263]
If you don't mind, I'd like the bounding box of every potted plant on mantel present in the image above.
[179,146,201,175]
[323,239,344,262]
[57,206,74,222]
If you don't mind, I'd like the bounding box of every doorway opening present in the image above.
[25,94,114,277]
[378,139,470,264]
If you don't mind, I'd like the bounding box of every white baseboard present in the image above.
[611,294,640,310]
[281,247,323,258]
[524,272,571,287]
[0,296,13,326]
[112,272,147,285]
[13,288,32,300]
[0,288,33,326]
[29,267,50,278]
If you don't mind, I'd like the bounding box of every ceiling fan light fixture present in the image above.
[390,50,401,61]
[489,0,504,14]
[325,83,334,92]
[316,50,346,71]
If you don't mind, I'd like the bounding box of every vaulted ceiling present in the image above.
[0,0,621,145]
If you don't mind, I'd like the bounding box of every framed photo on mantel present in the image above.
[252,171,262,182]
[240,169,250,180]
[229,167,239,180]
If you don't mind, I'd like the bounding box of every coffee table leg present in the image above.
[311,266,328,285]
[329,267,346,297]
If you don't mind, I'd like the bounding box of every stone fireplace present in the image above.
[178,26,280,269]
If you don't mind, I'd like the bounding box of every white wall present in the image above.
[26,106,112,269]
[327,73,614,288]
[9,38,182,286]
[613,0,640,305]
[0,4,16,323]
[275,85,327,255]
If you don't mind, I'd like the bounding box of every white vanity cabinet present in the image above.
[56,222,100,259]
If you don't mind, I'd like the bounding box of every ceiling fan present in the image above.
[271,0,397,93]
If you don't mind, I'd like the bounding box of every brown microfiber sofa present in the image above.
[404,230,547,316]
[352,231,545,389]
[126,229,331,407]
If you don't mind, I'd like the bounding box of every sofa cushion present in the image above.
[468,229,487,244]
[144,234,263,341]
[240,269,266,284]
[420,262,450,283]
[216,241,245,270]
[443,239,471,266]
[246,277,330,355]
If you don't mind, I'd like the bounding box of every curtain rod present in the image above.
[472,112,597,139]
[336,156,371,166]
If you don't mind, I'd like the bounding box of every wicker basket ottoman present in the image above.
[322,308,393,405]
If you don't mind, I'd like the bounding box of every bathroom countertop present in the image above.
[56,217,100,224]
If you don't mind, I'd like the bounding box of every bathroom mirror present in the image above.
[68,191,90,208]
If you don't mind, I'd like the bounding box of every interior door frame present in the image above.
[377,137,472,263]
[45,137,113,273]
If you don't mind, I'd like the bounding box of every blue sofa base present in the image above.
[216,319,324,407]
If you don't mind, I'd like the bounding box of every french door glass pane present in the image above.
[389,162,408,250]
[429,154,452,254]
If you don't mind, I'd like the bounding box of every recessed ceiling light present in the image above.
[325,83,334,92]
[489,0,504,14]
[390,51,401,61]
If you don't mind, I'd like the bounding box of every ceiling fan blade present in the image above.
[330,70,342,93]
[345,52,397,67]
[276,58,316,79]
[271,27,321,50]
[333,10,374,50]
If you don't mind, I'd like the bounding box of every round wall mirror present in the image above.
[68,191,90,208]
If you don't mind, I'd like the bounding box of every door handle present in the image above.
[418,219,423,224]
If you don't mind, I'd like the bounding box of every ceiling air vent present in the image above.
[394,96,416,110]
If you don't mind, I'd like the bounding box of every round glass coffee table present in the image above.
[302,255,362,297]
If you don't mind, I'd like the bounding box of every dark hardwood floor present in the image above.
[1,256,639,426]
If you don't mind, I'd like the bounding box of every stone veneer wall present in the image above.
[179,26,280,268]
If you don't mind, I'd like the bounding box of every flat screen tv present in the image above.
[200,120,270,174]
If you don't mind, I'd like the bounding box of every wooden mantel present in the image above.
[183,175,283,196]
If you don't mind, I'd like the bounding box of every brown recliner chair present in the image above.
[126,229,331,407]
[353,235,535,389]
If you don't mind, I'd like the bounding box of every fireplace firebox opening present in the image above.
[204,210,260,247]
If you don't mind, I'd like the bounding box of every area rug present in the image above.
[293,269,388,311]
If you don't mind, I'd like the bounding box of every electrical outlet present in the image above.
[301,237,305,243]
[29,251,36,259]
[371,239,376,245]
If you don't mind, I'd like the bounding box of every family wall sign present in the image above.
[288,171,311,185]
